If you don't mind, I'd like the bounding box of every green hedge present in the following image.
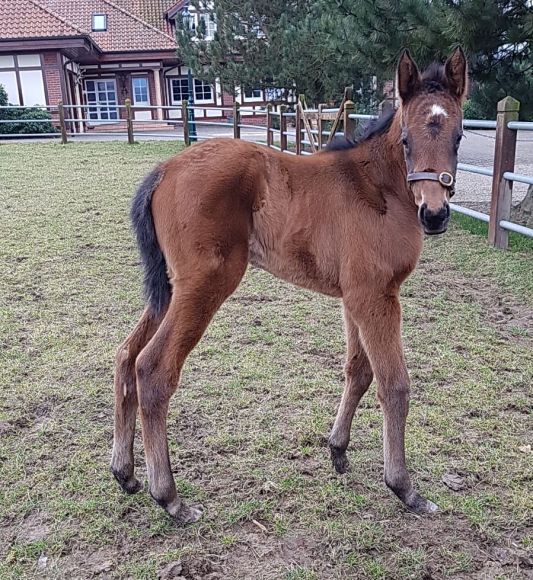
[0,83,56,135]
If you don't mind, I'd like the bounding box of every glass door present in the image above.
[85,79,118,123]
[132,77,151,121]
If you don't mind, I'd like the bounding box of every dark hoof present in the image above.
[162,498,204,525]
[387,482,439,515]
[111,467,142,494]
[330,445,349,474]
[405,494,439,515]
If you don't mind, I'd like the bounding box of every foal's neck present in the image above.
[359,111,413,204]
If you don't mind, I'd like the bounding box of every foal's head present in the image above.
[397,47,468,234]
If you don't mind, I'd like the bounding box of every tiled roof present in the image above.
[0,0,87,41]
[41,0,177,51]
[0,0,178,52]
[132,0,178,32]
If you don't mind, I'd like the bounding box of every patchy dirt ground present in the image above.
[0,142,532,579]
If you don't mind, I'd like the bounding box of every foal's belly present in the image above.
[248,233,342,298]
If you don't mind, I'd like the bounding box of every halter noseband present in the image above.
[407,171,456,197]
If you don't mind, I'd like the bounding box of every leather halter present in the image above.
[407,171,456,197]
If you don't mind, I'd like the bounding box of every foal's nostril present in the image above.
[419,203,427,221]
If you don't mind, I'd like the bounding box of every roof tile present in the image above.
[0,0,178,52]
[0,0,85,41]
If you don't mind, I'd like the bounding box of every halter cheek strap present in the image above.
[407,171,456,197]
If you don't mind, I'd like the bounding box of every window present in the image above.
[199,13,216,38]
[244,88,262,100]
[170,78,190,103]
[92,14,107,31]
[194,79,212,101]
[132,77,149,104]
[0,54,46,106]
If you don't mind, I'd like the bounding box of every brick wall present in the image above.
[41,52,63,105]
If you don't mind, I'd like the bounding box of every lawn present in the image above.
[0,141,532,579]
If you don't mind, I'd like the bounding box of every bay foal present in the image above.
[111,48,467,523]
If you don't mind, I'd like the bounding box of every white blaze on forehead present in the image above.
[430,104,448,118]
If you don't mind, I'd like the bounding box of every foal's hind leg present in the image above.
[329,306,374,474]
[111,307,165,493]
[136,248,248,524]
[345,291,438,515]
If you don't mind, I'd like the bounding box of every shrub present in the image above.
[0,83,56,135]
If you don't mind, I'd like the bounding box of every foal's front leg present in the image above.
[345,291,438,514]
[329,306,374,473]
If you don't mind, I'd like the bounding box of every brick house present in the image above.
[0,0,268,130]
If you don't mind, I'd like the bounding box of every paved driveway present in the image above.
[457,129,533,205]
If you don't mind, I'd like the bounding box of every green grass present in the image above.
[452,212,533,252]
[0,141,532,579]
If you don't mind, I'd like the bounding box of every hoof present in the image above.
[111,467,142,495]
[385,478,439,515]
[164,498,204,525]
[406,495,439,515]
[330,445,349,474]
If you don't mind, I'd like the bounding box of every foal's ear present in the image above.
[397,49,422,102]
[445,46,468,101]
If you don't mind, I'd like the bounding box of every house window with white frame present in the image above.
[194,79,213,101]
[244,87,262,100]
[170,78,190,103]
[199,13,216,38]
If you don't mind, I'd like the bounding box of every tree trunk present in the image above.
[514,185,533,227]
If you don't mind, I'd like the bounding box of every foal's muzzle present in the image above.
[419,202,450,235]
[407,171,455,235]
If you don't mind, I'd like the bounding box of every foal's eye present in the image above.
[455,134,463,149]
[402,137,409,147]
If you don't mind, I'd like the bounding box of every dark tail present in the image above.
[130,165,171,316]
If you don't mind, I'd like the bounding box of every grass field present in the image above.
[0,141,532,579]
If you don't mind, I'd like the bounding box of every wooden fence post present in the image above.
[125,98,134,145]
[317,104,324,150]
[327,86,353,144]
[280,104,287,152]
[343,100,356,140]
[488,96,520,249]
[182,100,190,146]
[266,103,273,147]
[233,102,241,139]
[295,96,303,155]
[58,101,67,144]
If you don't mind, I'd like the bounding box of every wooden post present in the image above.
[488,96,520,249]
[125,98,134,145]
[343,100,356,140]
[327,86,353,144]
[233,102,241,139]
[58,101,67,145]
[295,95,303,155]
[317,104,324,150]
[280,104,288,152]
[182,100,190,146]
[266,103,273,147]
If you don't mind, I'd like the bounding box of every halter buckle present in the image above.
[438,171,454,187]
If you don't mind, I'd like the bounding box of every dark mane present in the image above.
[421,62,448,93]
[325,108,395,152]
